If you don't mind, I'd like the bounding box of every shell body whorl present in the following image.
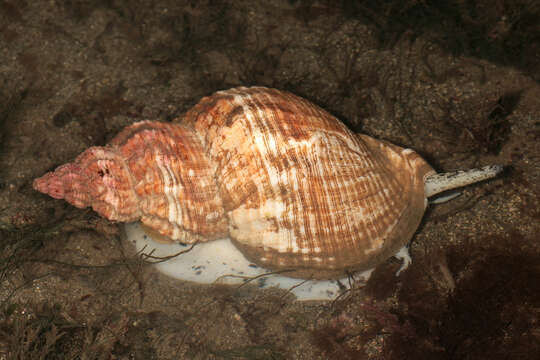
[34,87,435,279]
[182,87,434,278]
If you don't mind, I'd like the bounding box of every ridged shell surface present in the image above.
[183,87,433,278]
[33,87,434,279]
[111,121,228,242]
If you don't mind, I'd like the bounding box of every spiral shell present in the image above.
[181,87,434,278]
[34,87,439,279]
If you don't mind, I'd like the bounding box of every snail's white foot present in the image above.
[125,222,356,301]
[394,246,411,275]
[430,191,462,204]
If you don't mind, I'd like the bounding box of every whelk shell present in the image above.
[34,87,502,300]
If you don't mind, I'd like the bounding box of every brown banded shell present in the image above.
[182,87,434,278]
[34,86,437,279]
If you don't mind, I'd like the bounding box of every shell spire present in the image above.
[33,146,141,222]
[33,121,228,242]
